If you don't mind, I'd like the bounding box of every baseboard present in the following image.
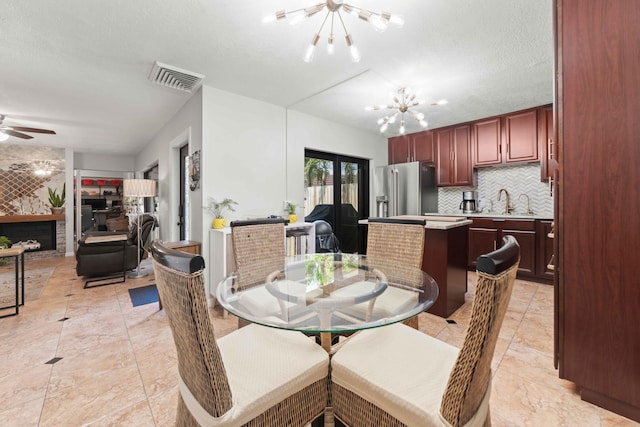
[581,388,640,423]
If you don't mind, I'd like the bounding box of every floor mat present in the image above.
[128,284,158,307]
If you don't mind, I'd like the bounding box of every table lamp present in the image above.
[123,178,156,278]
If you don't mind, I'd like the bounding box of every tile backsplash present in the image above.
[438,163,553,218]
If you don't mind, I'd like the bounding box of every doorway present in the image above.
[304,149,369,253]
[178,144,188,240]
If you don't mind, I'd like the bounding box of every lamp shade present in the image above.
[123,179,156,197]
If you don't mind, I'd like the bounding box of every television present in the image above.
[82,198,107,210]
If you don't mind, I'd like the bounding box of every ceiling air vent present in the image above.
[148,61,205,93]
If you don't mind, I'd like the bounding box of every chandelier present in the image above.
[263,1,404,63]
[366,87,448,135]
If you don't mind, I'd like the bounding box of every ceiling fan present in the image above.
[0,114,56,140]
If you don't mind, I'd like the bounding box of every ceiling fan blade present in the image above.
[10,126,56,134]
[1,129,34,139]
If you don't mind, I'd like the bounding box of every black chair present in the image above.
[80,205,95,234]
[314,220,341,253]
[75,214,157,282]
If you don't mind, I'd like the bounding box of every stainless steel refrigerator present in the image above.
[374,161,438,217]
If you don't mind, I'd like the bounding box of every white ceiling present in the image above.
[0,0,553,156]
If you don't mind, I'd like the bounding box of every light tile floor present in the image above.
[0,256,637,426]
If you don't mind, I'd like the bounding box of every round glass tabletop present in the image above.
[216,253,438,336]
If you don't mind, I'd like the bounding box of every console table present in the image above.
[0,247,25,318]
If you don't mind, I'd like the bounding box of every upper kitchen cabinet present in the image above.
[436,125,473,186]
[412,130,435,163]
[472,117,502,166]
[388,131,435,164]
[472,107,542,167]
[388,134,411,164]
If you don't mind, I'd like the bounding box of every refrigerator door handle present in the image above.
[393,168,399,216]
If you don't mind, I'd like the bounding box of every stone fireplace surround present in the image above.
[0,215,66,260]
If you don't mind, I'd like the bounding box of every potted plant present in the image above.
[286,202,298,224]
[48,183,66,214]
[205,197,238,229]
[0,235,11,264]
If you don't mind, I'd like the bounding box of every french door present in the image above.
[304,149,369,253]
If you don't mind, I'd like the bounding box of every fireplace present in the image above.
[0,220,56,252]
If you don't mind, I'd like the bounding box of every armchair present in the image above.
[75,214,156,281]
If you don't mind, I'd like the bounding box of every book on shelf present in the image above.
[286,229,309,257]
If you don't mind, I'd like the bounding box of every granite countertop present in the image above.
[425,212,554,220]
[359,216,473,230]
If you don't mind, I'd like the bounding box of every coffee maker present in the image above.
[460,191,478,213]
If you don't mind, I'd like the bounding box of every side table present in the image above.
[0,247,25,318]
[163,240,201,255]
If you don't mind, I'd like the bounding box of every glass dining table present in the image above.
[216,253,439,351]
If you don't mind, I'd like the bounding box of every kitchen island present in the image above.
[360,215,471,318]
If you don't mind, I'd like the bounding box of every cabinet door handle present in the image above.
[549,176,554,196]
[548,138,554,159]
[493,240,497,251]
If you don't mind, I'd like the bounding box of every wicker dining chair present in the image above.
[230,218,286,289]
[366,217,426,329]
[150,241,329,427]
[230,218,286,326]
[330,235,520,427]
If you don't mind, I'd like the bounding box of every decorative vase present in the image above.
[288,214,298,224]
[213,218,226,229]
[50,207,64,215]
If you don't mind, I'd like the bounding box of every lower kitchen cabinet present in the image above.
[468,217,550,282]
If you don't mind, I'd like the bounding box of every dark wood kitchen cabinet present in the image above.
[503,109,539,163]
[535,220,554,281]
[467,218,536,277]
[538,105,557,182]
[472,107,541,167]
[412,130,435,163]
[388,131,435,164]
[388,135,411,164]
[556,0,640,421]
[472,117,502,166]
[436,125,472,186]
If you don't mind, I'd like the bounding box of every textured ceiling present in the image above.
[0,0,553,156]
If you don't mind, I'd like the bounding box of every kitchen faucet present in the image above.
[497,189,514,214]
[519,194,534,215]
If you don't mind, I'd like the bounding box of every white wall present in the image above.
[137,89,203,244]
[73,152,135,172]
[201,86,287,222]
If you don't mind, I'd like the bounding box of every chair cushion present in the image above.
[215,324,329,425]
[331,323,460,426]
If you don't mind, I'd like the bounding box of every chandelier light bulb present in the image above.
[388,113,398,124]
[437,99,449,105]
[262,10,287,24]
[420,120,428,128]
[368,14,388,32]
[387,14,405,27]
[327,34,335,54]
[345,34,360,62]
[365,106,375,111]
[380,122,389,133]
[376,117,385,125]
[399,121,406,135]
[304,33,321,63]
